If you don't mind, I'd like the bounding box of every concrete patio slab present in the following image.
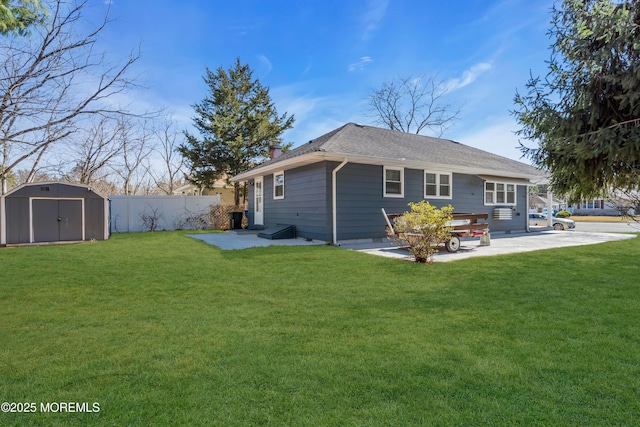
[341,230,637,262]
[189,229,636,263]
[187,230,325,250]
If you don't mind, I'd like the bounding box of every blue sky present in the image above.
[89,0,555,162]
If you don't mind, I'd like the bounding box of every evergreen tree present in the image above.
[0,0,46,35]
[513,0,640,200]
[180,58,294,205]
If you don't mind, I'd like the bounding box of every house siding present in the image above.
[249,162,332,241]
[334,163,529,241]
[246,161,530,242]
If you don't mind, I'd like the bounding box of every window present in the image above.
[424,172,452,199]
[273,171,284,199]
[582,199,603,209]
[384,166,404,197]
[484,181,516,205]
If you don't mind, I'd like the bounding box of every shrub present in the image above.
[140,205,164,231]
[391,201,454,263]
[555,209,572,218]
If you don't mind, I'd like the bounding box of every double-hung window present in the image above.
[582,199,603,209]
[384,166,404,197]
[424,172,452,199]
[485,181,516,205]
[273,171,285,200]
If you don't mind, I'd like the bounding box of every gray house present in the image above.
[232,123,547,244]
[0,182,109,245]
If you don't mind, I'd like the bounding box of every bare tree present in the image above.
[366,74,460,136]
[607,190,640,225]
[149,117,185,195]
[64,116,125,185]
[0,0,140,194]
[16,168,52,185]
[113,116,154,195]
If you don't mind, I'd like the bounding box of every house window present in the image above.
[425,172,452,199]
[580,199,603,209]
[484,181,516,205]
[274,171,284,199]
[384,166,404,197]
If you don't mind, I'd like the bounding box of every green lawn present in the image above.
[1,231,639,426]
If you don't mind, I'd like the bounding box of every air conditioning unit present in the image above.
[493,208,512,220]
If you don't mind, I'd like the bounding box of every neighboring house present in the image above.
[173,177,236,205]
[529,194,566,213]
[567,199,622,216]
[231,123,547,244]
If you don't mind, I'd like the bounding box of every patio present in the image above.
[188,229,636,262]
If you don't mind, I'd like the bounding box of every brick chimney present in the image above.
[269,144,282,160]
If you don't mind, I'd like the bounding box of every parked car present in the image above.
[529,213,576,231]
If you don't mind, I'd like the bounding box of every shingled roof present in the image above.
[233,123,546,181]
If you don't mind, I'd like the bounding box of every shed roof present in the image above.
[232,123,547,182]
[1,181,109,199]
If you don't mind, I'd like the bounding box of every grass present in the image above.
[1,231,640,426]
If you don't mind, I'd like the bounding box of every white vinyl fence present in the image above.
[109,195,221,233]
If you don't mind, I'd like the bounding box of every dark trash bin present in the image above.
[229,211,243,230]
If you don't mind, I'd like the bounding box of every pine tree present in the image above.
[180,58,294,205]
[513,0,640,200]
[0,0,46,35]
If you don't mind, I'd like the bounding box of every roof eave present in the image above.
[230,152,326,181]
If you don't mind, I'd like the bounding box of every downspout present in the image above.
[332,159,348,245]
[526,186,530,233]
[547,190,554,228]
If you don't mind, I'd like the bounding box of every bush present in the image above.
[555,209,572,218]
[391,201,454,263]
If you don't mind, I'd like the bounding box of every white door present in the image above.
[254,176,264,226]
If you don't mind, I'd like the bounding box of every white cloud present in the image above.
[362,0,389,40]
[348,56,373,72]
[452,118,532,162]
[445,62,492,92]
[270,81,368,145]
[257,54,273,76]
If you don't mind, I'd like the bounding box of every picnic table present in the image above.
[382,208,490,253]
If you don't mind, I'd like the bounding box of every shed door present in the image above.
[33,199,83,242]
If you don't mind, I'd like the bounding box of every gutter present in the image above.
[332,158,348,245]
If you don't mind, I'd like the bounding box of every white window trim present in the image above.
[424,171,452,199]
[581,199,603,209]
[484,181,517,206]
[273,171,285,200]
[383,166,404,198]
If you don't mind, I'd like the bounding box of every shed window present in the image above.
[484,181,516,206]
[384,167,404,198]
[273,171,284,200]
[424,172,452,199]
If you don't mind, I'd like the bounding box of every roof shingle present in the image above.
[239,123,545,179]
